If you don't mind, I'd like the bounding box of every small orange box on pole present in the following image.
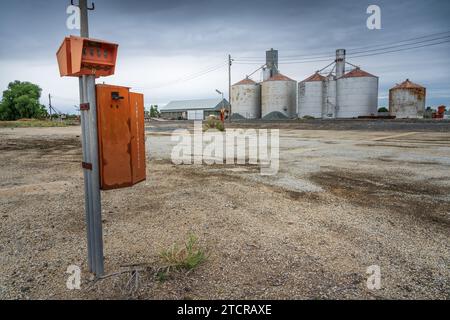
[95,84,146,190]
[56,36,118,78]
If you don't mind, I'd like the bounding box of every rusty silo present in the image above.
[389,79,426,118]
[231,78,261,119]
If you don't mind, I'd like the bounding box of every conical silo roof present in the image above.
[301,72,326,82]
[391,79,425,90]
[341,68,377,78]
[265,73,295,82]
[233,78,257,86]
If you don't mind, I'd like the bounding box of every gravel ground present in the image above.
[0,122,449,300]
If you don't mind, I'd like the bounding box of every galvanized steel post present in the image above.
[78,0,104,277]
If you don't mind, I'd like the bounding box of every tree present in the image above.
[149,105,160,118]
[0,81,48,120]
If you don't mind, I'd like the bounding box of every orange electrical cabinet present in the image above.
[96,84,146,190]
[57,36,118,78]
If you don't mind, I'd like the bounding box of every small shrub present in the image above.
[160,234,207,272]
[204,117,225,132]
[378,107,388,113]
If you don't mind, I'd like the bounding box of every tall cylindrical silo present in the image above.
[323,75,337,118]
[389,79,426,118]
[336,68,378,118]
[298,72,325,118]
[231,78,261,119]
[261,73,297,119]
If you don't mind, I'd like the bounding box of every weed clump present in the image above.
[158,234,207,281]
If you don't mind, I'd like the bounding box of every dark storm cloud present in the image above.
[1,0,448,58]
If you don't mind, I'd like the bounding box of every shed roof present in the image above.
[160,98,229,112]
[265,73,295,82]
[391,79,425,90]
[341,68,377,79]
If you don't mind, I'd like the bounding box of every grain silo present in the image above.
[297,49,379,119]
[261,73,297,119]
[389,79,426,118]
[298,72,325,118]
[323,74,337,118]
[231,78,261,119]
[336,68,379,118]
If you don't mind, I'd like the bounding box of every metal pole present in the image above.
[77,0,104,276]
[79,77,95,273]
[228,54,232,119]
[79,0,89,37]
[86,75,103,275]
[48,94,53,120]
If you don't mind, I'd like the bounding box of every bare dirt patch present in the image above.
[0,127,449,300]
[309,169,450,227]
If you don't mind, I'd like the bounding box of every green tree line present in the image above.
[0,81,48,121]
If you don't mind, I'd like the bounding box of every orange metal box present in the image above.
[129,92,147,185]
[96,84,146,190]
[57,36,118,78]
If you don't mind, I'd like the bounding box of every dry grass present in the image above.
[0,119,78,128]
[159,234,207,273]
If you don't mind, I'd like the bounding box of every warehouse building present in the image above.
[160,98,230,120]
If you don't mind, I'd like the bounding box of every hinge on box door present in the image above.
[82,162,93,170]
[80,103,90,111]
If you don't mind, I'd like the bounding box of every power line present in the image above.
[233,30,450,61]
[346,39,450,59]
[233,38,450,65]
[346,35,450,56]
[132,63,228,91]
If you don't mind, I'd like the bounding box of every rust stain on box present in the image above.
[96,84,146,190]
[129,92,147,185]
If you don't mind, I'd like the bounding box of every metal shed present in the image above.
[160,98,230,120]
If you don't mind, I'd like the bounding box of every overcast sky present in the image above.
[0,0,449,113]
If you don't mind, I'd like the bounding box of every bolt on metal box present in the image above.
[56,36,118,78]
[96,84,146,190]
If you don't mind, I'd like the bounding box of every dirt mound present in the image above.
[230,113,247,120]
[262,111,289,120]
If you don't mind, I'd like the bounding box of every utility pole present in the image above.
[228,54,232,120]
[77,0,104,277]
[48,94,52,119]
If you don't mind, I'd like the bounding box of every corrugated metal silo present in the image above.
[231,78,261,119]
[261,73,297,118]
[323,75,337,118]
[298,72,325,118]
[336,68,378,118]
[389,79,426,118]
